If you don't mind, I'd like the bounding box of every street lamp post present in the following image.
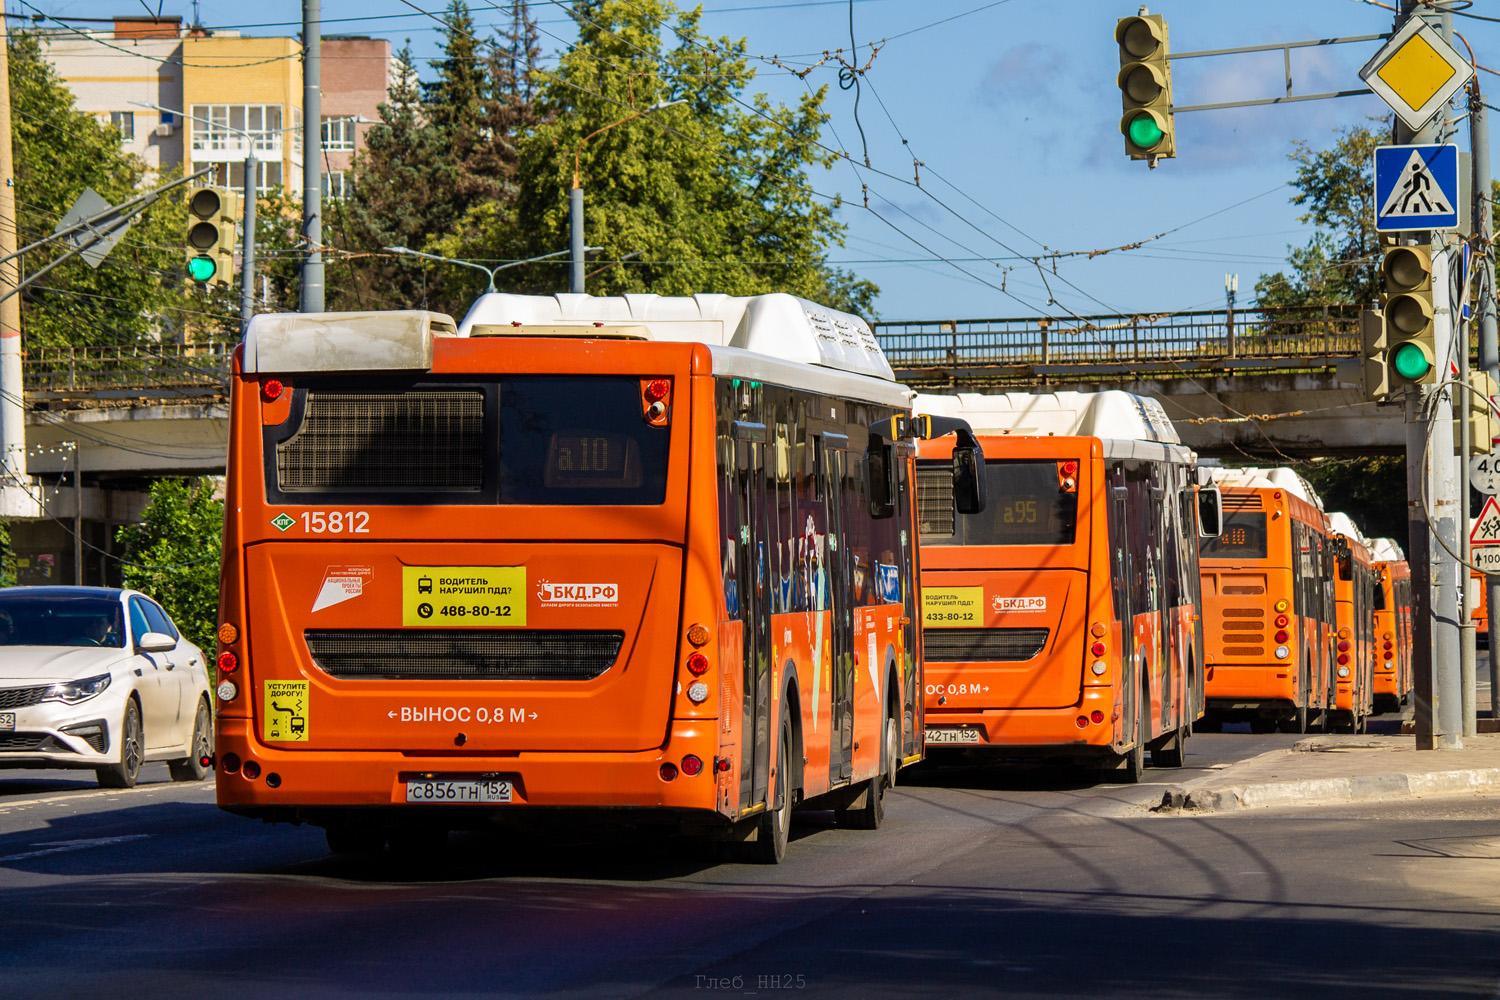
[570,98,686,294]
[385,246,601,295]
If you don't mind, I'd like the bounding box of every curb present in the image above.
[1154,767,1500,814]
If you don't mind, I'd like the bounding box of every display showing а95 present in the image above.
[1001,500,1040,525]
[302,510,370,533]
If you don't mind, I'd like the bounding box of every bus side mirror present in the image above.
[1197,486,1222,538]
[953,444,986,515]
[865,442,896,520]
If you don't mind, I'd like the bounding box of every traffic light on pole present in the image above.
[1360,308,1389,402]
[1116,13,1175,163]
[1457,371,1499,456]
[1381,244,1436,387]
[185,186,238,287]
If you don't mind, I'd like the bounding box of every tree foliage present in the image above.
[1295,456,1406,542]
[1254,123,1387,311]
[344,0,874,317]
[116,478,224,655]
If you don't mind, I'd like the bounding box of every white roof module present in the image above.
[1327,512,1368,545]
[456,291,895,381]
[1368,537,1407,562]
[1208,466,1325,510]
[242,294,895,384]
[913,390,1181,443]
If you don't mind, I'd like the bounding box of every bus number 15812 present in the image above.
[301,510,370,534]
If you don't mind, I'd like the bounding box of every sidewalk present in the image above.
[1154,733,1500,814]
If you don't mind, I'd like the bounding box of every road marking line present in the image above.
[0,782,213,812]
[0,834,151,862]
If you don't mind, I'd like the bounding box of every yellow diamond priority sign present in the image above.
[1360,19,1474,131]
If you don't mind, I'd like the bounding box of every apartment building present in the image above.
[41,17,390,198]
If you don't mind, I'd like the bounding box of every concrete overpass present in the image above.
[872,305,1400,457]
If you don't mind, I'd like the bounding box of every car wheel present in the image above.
[97,699,142,789]
[168,699,213,782]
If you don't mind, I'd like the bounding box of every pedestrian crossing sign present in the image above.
[1374,143,1459,233]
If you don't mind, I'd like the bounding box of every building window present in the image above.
[196,160,285,195]
[321,116,357,151]
[321,170,347,201]
[109,111,134,140]
[293,108,303,156]
[190,104,284,153]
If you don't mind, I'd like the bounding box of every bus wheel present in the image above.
[1278,703,1308,734]
[837,717,897,830]
[325,821,385,856]
[750,712,792,864]
[1101,692,1147,784]
[1150,723,1187,768]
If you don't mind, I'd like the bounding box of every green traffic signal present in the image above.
[1125,112,1164,150]
[1390,341,1432,381]
[187,255,218,283]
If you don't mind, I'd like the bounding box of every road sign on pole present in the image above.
[1470,495,1500,546]
[1359,19,1474,132]
[1375,144,1460,232]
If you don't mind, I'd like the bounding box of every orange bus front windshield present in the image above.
[1200,511,1269,560]
[268,376,672,507]
[918,459,1079,546]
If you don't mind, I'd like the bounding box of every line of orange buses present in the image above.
[211,297,1416,863]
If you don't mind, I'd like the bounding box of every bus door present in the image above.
[733,419,772,810]
[1108,464,1138,740]
[822,433,855,784]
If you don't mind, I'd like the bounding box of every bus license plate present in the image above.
[405,777,512,803]
[926,726,982,745]
[0,712,13,731]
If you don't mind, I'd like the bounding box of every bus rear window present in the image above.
[500,377,669,505]
[1200,512,1269,560]
[918,459,1079,546]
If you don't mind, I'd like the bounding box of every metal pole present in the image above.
[71,442,81,586]
[299,0,323,312]
[240,149,257,334]
[569,187,585,294]
[0,15,26,494]
[1475,66,1500,719]
[1459,252,1477,737]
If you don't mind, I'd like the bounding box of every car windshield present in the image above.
[0,594,126,648]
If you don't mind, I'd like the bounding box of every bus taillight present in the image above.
[218,622,239,645]
[687,623,710,647]
[641,378,672,425]
[659,762,679,782]
[1337,640,1351,652]
[681,755,704,777]
[687,653,709,675]
[1091,641,1106,657]
[263,379,284,401]
[1058,461,1078,492]
[217,651,238,674]
[1275,614,1289,628]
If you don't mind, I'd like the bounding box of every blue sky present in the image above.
[14,0,1480,321]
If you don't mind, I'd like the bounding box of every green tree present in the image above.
[116,478,223,655]
[10,31,223,347]
[432,0,876,316]
[1254,123,1387,310]
[1295,456,1406,542]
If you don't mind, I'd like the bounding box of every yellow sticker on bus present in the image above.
[922,587,984,628]
[263,680,309,742]
[403,566,527,627]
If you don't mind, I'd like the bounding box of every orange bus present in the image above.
[1368,538,1413,714]
[213,296,983,862]
[1471,570,1488,642]
[1197,467,1337,734]
[1328,513,1378,733]
[911,391,1218,782]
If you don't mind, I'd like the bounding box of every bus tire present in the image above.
[1101,688,1147,784]
[1150,724,1187,768]
[749,711,793,864]
[836,717,897,830]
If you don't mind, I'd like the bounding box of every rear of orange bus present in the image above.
[916,429,1206,777]
[1330,533,1376,732]
[1199,484,1330,733]
[1372,560,1412,713]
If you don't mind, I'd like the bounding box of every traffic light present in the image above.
[1116,13,1175,163]
[185,186,237,287]
[1457,371,1499,456]
[1381,243,1436,387]
[1360,308,1389,402]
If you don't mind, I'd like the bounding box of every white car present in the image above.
[0,586,213,787]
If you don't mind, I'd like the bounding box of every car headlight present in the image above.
[40,672,112,705]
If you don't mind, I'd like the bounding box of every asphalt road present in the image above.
[4,712,1499,1000]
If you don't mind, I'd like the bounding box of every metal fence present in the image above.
[23,344,233,397]
[872,306,1362,371]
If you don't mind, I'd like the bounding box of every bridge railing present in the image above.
[23,344,234,396]
[872,306,1362,369]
